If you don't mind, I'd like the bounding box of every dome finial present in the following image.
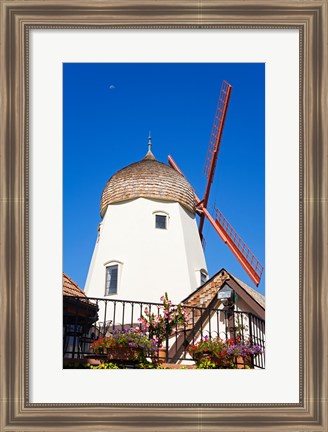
[148,131,152,152]
[144,132,155,160]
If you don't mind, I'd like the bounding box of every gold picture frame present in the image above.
[1,0,327,430]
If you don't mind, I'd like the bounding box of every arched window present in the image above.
[104,261,122,296]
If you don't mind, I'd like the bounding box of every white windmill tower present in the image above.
[84,134,208,305]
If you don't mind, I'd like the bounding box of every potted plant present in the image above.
[138,293,189,362]
[229,338,264,368]
[90,327,158,362]
[188,336,263,369]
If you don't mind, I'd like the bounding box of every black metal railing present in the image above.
[63,296,265,368]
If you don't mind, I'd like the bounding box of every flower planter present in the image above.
[106,346,142,361]
[90,328,157,362]
[157,347,167,363]
[236,356,245,369]
[188,337,263,369]
[151,347,167,364]
[236,355,252,369]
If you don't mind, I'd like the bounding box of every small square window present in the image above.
[155,214,167,229]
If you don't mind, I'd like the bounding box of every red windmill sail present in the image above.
[199,80,232,238]
[214,208,264,285]
[168,79,264,287]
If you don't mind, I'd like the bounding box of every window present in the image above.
[155,214,167,229]
[200,270,208,285]
[105,265,118,295]
[154,211,169,229]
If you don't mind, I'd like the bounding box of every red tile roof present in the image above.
[63,273,86,298]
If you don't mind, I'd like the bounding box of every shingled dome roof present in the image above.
[100,149,196,217]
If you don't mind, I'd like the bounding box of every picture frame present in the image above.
[1,0,327,430]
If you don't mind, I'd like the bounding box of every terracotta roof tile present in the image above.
[182,269,265,311]
[182,270,230,308]
[63,273,86,298]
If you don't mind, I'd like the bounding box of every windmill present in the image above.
[168,80,264,287]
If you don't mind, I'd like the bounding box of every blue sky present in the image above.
[63,63,265,295]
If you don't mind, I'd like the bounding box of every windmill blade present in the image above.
[168,155,185,177]
[199,81,232,238]
[200,205,264,287]
[168,155,202,204]
[168,155,263,286]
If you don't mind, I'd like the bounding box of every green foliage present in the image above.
[196,357,217,369]
[86,360,157,369]
[136,360,156,369]
[88,362,120,369]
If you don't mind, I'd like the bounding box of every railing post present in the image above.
[248,313,254,368]
[72,297,81,359]
[165,317,169,362]
[224,309,228,340]
[249,313,253,343]
[103,300,108,337]
[113,301,116,331]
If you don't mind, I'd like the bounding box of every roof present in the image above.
[63,273,86,298]
[182,269,230,309]
[230,274,265,309]
[100,151,196,217]
[182,268,265,317]
[63,273,98,322]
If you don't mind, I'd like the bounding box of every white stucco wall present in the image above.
[84,197,207,309]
